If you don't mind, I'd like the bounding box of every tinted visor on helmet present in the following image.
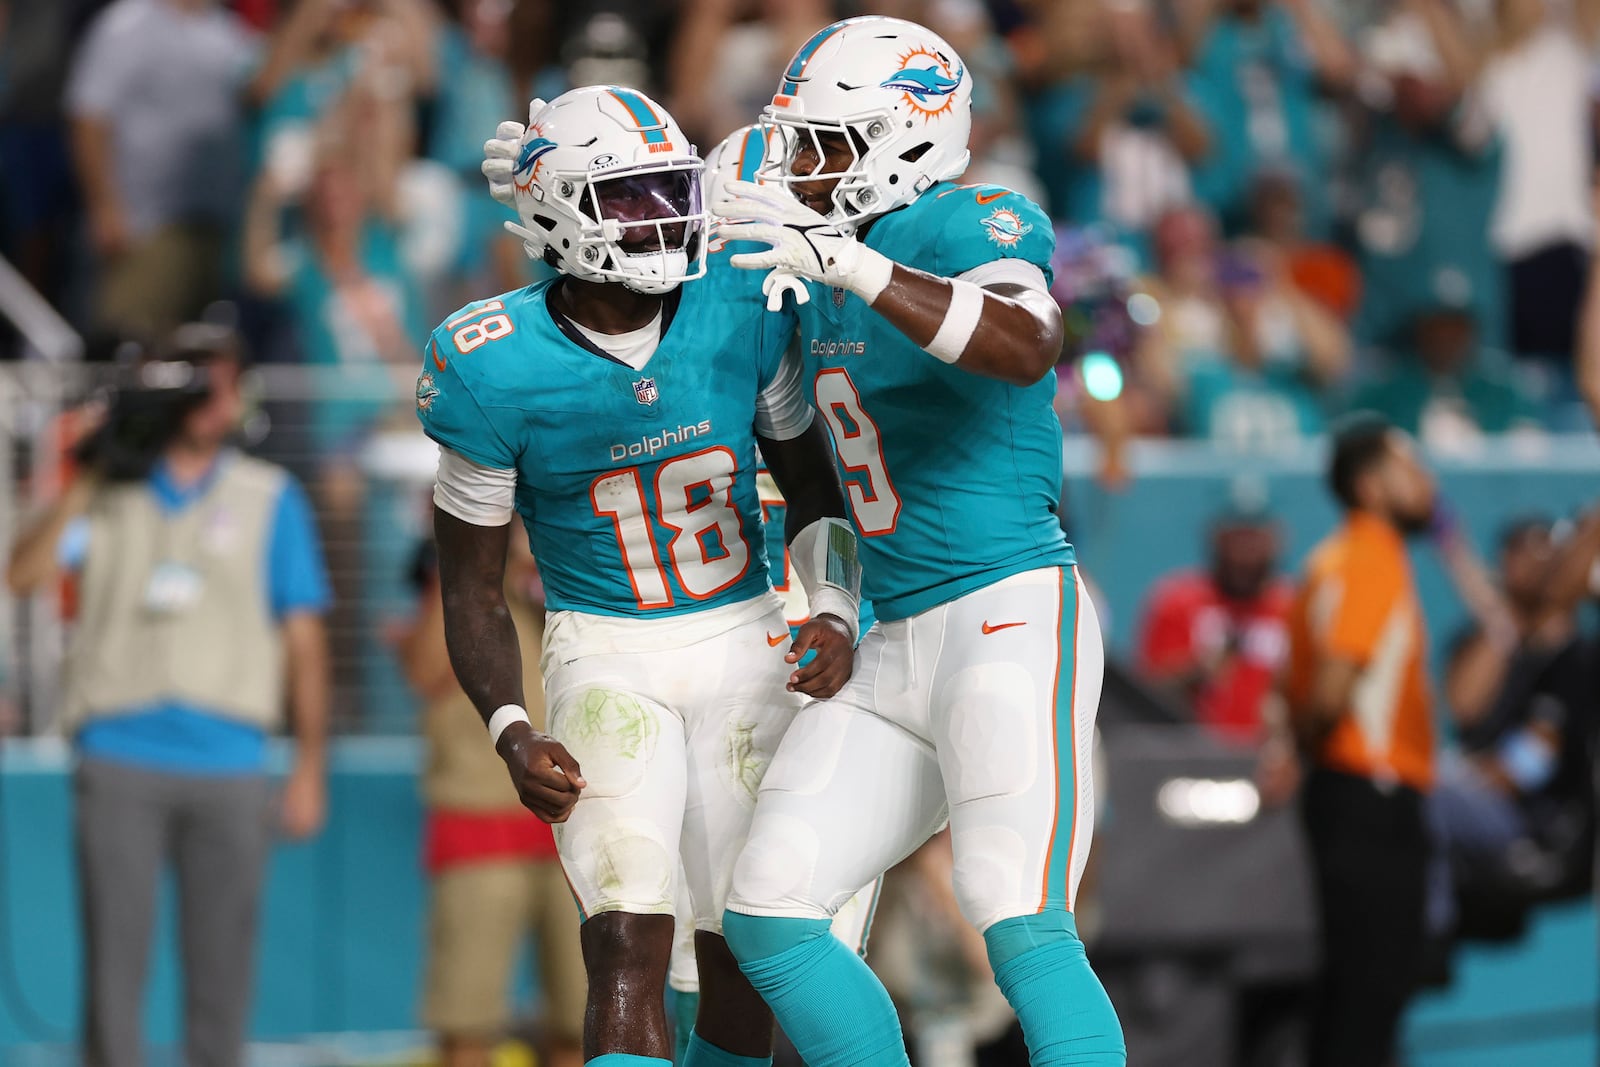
[589,165,704,253]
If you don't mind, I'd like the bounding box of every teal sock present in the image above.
[985,913,1125,1066]
[722,910,908,1067]
[672,990,700,1065]
[682,1030,773,1067]
[586,1057,673,1067]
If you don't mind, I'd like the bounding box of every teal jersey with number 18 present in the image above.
[416,249,796,618]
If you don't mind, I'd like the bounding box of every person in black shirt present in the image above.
[1430,508,1600,939]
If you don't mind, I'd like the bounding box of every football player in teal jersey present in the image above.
[659,128,883,1066]
[423,87,863,1067]
[708,17,1126,1067]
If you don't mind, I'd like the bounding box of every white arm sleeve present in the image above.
[753,344,816,441]
[434,447,517,526]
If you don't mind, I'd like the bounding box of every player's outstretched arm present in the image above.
[714,180,1064,386]
[760,420,860,699]
[861,270,1065,387]
[434,507,586,822]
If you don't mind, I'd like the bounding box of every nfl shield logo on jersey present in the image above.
[633,377,659,406]
[832,287,846,309]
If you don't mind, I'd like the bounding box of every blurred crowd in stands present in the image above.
[5,0,1600,461]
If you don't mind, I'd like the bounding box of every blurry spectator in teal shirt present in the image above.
[1180,249,1336,449]
[244,66,425,465]
[1353,291,1541,451]
[1180,0,1354,238]
[1351,0,1505,351]
[1026,2,1207,265]
[426,0,538,301]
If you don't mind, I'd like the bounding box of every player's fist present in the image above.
[496,720,587,824]
[786,614,855,699]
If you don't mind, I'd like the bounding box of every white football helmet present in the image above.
[759,16,973,232]
[505,86,708,294]
[703,124,783,253]
[703,124,780,205]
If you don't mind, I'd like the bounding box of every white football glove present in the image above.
[481,120,524,208]
[480,100,546,209]
[713,181,894,305]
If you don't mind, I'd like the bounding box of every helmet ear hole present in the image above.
[899,142,932,163]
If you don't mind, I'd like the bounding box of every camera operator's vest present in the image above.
[63,453,288,733]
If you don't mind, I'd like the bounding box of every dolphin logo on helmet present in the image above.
[514,136,559,177]
[878,63,964,104]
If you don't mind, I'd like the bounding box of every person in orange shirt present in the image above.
[1282,413,1439,1067]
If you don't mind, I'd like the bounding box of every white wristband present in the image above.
[843,245,895,305]
[487,704,531,746]
[807,588,859,641]
[926,278,986,364]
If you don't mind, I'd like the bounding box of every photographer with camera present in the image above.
[5,324,332,1067]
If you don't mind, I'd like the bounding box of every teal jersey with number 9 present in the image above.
[417,249,797,618]
[794,181,1075,622]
